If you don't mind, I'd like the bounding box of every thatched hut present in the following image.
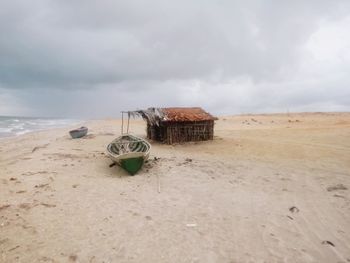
[134,107,217,144]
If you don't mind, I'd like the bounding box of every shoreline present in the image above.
[2,111,350,139]
[0,120,87,141]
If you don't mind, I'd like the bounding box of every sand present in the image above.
[1,112,350,262]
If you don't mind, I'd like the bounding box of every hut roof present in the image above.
[131,107,217,125]
[161,107,217,122]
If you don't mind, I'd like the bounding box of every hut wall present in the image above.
[147,123,167,142]
[157,120,214,144]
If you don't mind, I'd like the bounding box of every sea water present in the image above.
[0,116,80,138]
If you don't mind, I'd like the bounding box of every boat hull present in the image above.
[69,127,88,139]
[120,157,145,175]
[107,134,151,175]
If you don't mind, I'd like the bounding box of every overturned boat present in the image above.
[107,134,151,175]
[69,126,88,139]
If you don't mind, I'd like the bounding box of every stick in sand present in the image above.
[157,173,161,193]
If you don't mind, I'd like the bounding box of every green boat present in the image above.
[107,134,151,175]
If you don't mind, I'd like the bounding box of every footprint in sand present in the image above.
[18,202,56,210]
[40,203,56,208]
[82,134,95,139]
[18,203,32,210]
[69,254,78,262]
[333,194,345,199]
[0,204,11,211]
[327,184,347,192]
[8,245,20,252]
[0,238,9,245]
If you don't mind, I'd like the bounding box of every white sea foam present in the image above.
[0,116,81,138]
[0,127,12,133]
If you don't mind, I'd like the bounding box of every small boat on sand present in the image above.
[69,126,88,139]
[107,134,151,175]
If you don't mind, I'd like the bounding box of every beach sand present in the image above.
[1,112,350,262]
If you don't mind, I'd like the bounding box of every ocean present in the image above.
[0,116,80,138]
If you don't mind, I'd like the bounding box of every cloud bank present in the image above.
[0,0,349,117]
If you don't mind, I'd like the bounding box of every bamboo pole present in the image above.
[157,173,161,193]
[127,112,130,133]
[121,112,124,134]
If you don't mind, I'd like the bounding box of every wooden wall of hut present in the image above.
[147,123,167,142]
[147,121,214,144]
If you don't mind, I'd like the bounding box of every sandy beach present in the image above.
[1,112,350,262]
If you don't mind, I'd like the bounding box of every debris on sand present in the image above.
[32,143,49,153]
[287,119,301,123]
[144,157,161,170]
[289,206,299,213]
[8,245,20,252]
[109,162,117,168]
[34,183,49,188]
[321,240,335,247]
[327,184,347,192]
[40,203,56,208]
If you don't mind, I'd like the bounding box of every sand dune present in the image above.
[1,112,350,262]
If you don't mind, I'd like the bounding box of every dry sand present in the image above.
[1,112,350,263]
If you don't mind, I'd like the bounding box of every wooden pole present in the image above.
[121,112,124,134]
[157,173,161,193]
[127,112,130,134]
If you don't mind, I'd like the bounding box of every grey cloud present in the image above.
[0,0,349,117]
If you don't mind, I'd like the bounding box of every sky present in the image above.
[0,0,349,118]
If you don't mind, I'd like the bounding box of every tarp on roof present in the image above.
[128,107,217,126]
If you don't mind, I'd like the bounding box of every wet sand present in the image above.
[1,112,350,262]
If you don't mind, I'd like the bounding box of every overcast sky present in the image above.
[0,0,349,118]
